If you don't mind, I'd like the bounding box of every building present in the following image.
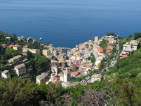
[63,68,71,82]
[91,74,102,83]
[1,70,11,78]
[123,42,131,50]
[31,49,40,55]
[22,48,29,55]
[36,73,49,85]
[13,45,21,51]
[1,44,8,48]
[96,46,104,54]
[14,63,26,76]
[130,40,139,51]
[42,49,50,57]
[23,45,28,48]
[5,37,11,41]
[8,55,23,64]
[51,66,58,75]
[71,71,80,77]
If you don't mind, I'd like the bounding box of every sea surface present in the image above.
[0,0,141,48]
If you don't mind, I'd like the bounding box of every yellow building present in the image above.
[13,45,21,51]
[42,49,50,57]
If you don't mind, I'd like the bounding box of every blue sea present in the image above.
[0,0,141,48]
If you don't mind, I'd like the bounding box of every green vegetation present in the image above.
[0,31,48,49]
[1,31,141,106]
[104,32,117,37]
[99,39,109,53]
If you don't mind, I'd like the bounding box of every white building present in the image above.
[1,70,11,78]
[91,74,102,83]
[14,63,26,76]
[63,68,71,82]
[36,73,49,85]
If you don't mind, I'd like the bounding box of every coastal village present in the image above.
[0,35,139,87]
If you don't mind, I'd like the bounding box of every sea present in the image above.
[0,0,141,48]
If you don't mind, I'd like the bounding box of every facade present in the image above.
[36,73,49,85]
[8,55,23,64]
[42,49,50,57]
[14,63,26,76]
[91,74,102,83]
[130,40,139,51]
[22,48,29,55]
[1,70,11,78]
[13,45,21,51]
[1,44,8,48]
[51,66,58,75]
[63,68,71,82]
[96,46,104,54]
[31,49,40,55]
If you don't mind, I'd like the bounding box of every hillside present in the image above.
[1,32,141,106]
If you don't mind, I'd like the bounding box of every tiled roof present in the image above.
[108,42,113,45]
[72,72,80,76]
[108,45,113,50]
[24,45,28,48]
[96,47,104,53]
[13,45,21,47]
[88,66,92,69]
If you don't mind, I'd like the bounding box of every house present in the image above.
[13,45,21,51]
[14,63,26,76]
[22,48,29,55]
[96,46,104,54]
[120,49,131,59]
[123,42,131,50]
[76,60,81,67]
[1,44,8,48]
[51,66,58,75]
[91,74,102,83]
[5,37,11,41]
[51,60,58,67]
[124,47,132,55]
[27,37,33,43]
[1,70,11,78]
[7,45,13,49]
[23,45,28,48]
[36,72,49,84]
[48,44,53,53]
[130,40,139,51]
[18,36,25,41]
[8,55,23,64]
[108,45,113,53]
[42,49,50,57]
[71,71,80,77]
[31,49,40,55]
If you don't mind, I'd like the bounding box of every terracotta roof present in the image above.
[96,47,104,53]
[24,45,28,48]
[1,44,9,46]
[13,45,21,47]
[108,42,113,45]
[52,77,60,80]
[84,64,88,67]
[108,45,113,50]
[72,72,80,76]
[96,64,100,68]
[8,45,14,47]
[88,66,92,69]
[52,81,56,83]
[60,60,65,63]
